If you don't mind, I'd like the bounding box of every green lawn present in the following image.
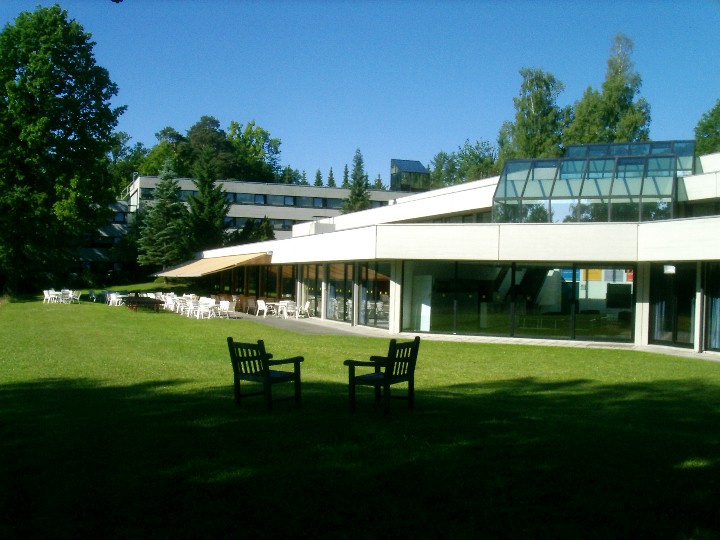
[2,297,720,539]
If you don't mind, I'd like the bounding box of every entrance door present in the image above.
[649,263,696,347]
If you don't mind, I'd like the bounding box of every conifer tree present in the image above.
[342,149,371,213]
[327,167,336,187]
[314,169,323,186]
[187,147,230,251]
[137,161,192,270]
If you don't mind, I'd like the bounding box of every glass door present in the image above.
[649,263,696,347]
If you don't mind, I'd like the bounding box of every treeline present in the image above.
[428,34,652,187]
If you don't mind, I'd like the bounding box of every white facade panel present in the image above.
[679,172,720,201]
[498,223,639,262]
[638,217,720,261]
[293,177,499,236]
[269,227,378,264]
[375,224,500,260]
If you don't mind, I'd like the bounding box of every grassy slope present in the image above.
[1,299,720,539]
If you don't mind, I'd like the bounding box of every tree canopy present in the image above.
[430,139,498,187]
[0,5,123,292]
[695,99,720,156]
[565,34,651,144]
[138,116,282,182]
[497,68,569,164]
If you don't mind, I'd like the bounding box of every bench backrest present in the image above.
[387,336,420,378]
[227,338,270,376]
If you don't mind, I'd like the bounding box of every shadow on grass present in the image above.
[1,376,719,539]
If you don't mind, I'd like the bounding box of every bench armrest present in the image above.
[266,356,304,367]
[344,358,389,367]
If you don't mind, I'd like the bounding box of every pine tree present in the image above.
[373,174,385,190]
[342,164,350,188]
[342,149,371,213]
[137,160,192,270]
[327,167,336,187]
[314,169,323,186]
[187,147,230,251]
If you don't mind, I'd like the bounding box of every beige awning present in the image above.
[155,252,272,278]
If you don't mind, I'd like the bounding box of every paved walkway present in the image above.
[240,313,720,362]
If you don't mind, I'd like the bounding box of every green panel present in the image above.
[522,160,558,198]
[581,159,615,197]
[612,158,644,197]
[553,159,586,197]
[496,161,531,198]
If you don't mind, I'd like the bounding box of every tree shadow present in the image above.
[1,375,719,539]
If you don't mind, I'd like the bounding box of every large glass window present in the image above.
[455,263,513,335]
[300,264,322,318]
[326,263,353,322]
[263,266,278,300]
[574,267,633,340]
[402,261,634,341]
[402,261,455,333]
[513,265,574,339]
[359,262,391,329]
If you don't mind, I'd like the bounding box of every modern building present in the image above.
[390,159,431,192]
[125,175,405,240]
[158,141,720,355]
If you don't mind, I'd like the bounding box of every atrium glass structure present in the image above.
[493,141,695,223]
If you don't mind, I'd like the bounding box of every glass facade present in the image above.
[301,264,323,318]
[359,262,391,329]
[326,263,354,322]
[402,261,634,340]
[493,141,695,224]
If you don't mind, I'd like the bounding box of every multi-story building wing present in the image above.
[126,176,404,239]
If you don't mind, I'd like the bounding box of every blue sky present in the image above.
[2,0,720,184]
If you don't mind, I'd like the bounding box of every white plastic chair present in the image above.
[196,299,215,319]
[298,300,311,318]
[256,299,269,317]
[217,300,231,319]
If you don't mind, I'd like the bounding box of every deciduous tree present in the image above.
[0,5,124,292]
[498,68,569,164]
[565,34,650,144]
[695,99,720,155]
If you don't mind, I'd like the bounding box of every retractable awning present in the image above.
[155,252,272,278]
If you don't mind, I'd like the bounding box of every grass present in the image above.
[2,297,720,539]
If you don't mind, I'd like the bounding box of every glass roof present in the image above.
[493,140,695,224]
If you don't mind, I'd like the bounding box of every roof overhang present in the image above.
[154,252,272,278]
